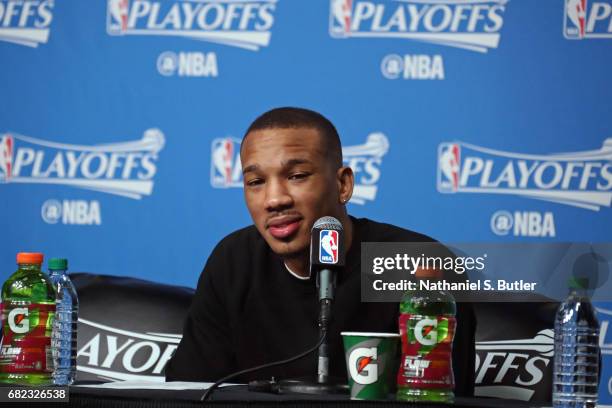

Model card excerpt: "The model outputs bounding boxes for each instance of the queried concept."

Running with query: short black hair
[242,107,343,169]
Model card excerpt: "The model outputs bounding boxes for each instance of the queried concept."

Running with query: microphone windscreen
[312,216,343,231]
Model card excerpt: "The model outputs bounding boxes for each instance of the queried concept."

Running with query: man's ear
[336,166,354,204]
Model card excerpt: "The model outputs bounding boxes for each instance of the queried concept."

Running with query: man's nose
[264,179,293,211]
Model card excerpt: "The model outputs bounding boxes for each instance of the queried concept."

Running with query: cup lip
[340,332,400,338]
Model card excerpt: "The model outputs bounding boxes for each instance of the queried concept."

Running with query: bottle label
[397,313,456,389]
[0,301,56,374]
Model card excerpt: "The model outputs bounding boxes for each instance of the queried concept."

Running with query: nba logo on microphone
[319,230,339,264]
[437,143,460,193]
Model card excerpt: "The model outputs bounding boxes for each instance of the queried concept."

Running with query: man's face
[241,127,342,258]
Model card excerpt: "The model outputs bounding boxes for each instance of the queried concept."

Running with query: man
[165,107,475,395]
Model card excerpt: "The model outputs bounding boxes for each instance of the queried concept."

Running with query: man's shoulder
[202,225,267,282]
[356,217,437,243]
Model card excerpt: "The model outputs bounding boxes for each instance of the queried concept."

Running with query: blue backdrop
[1,0,611,402]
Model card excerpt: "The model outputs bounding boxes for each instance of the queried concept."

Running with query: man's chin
[267,240,308,259]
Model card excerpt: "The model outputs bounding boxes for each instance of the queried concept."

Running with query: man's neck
[284,215,353,278]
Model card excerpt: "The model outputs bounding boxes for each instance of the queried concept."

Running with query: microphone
[310,216,345,384]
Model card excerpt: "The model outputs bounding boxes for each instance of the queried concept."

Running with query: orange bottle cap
[16,252,44,264]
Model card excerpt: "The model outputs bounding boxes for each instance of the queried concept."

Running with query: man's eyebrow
[283,158,313,167]
[242,164,259,175]
[242,159,313,175]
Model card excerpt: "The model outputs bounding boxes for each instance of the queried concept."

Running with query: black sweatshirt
[165,217,476,396]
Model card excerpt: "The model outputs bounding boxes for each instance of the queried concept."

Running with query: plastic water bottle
[553,277,600,408]
[49,258,79,386]
[397,270,456,403]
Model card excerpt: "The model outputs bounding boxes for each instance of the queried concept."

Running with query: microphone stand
[273,268,348,395]
[317,268,333,384]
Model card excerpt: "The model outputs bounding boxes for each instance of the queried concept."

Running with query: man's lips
[267,216,302,239]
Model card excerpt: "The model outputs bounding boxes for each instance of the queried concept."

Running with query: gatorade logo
[414,318,438,346]
[348,347,378,385]
[8,307,29,334]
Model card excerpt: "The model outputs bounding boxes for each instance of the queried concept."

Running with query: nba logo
[0,134,13,182]
[107,0,130,35]
[564,0,587,39]
[319,230,339,264]
[437,143,460,193]
[329,0,353,38]
[210,137,243,188]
